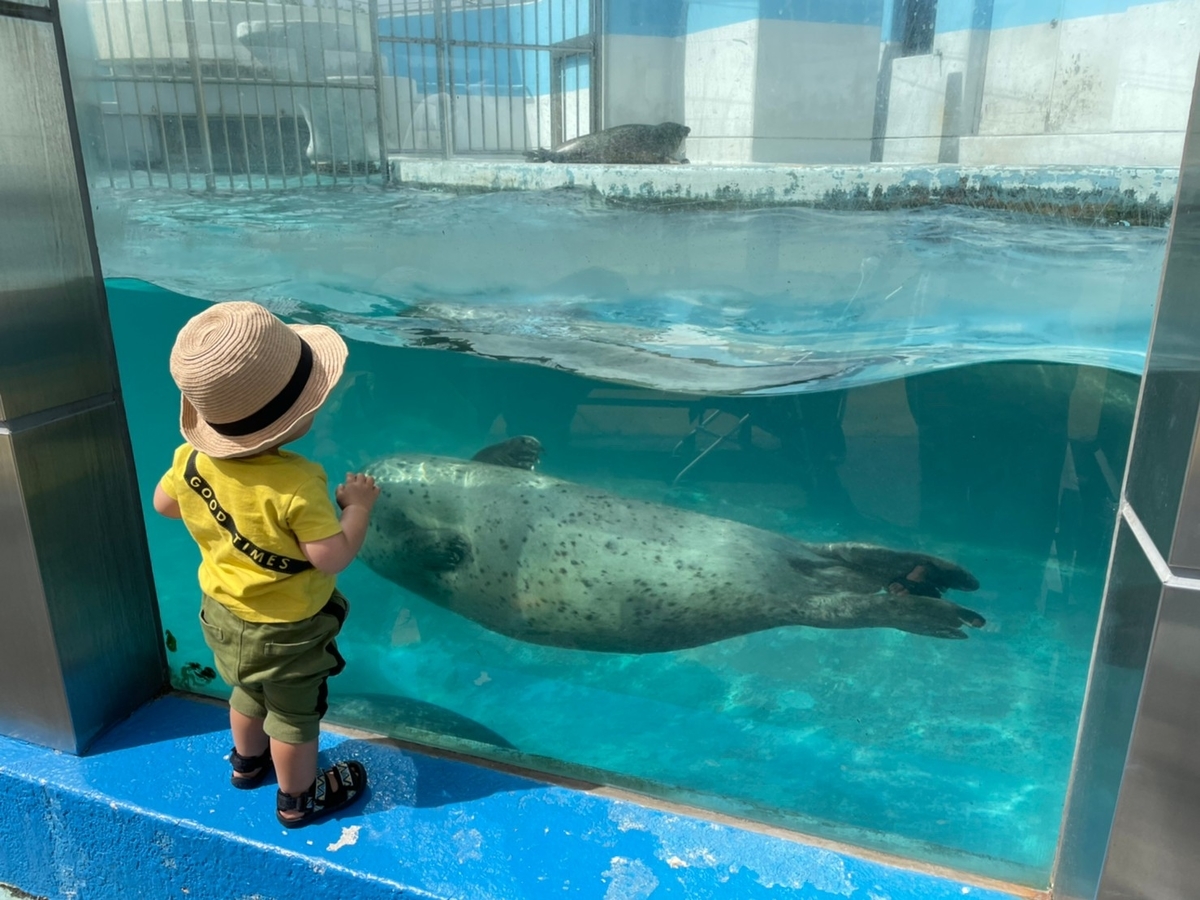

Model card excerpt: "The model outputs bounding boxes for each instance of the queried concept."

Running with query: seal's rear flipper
[472,436,543,470]
[820,542,980,593]
[886,590,987,639]
[523,149,554,162]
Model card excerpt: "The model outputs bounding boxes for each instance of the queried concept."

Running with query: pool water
[94,182,1163,886]
[108,273,1138,887]
[92,184,1164,393]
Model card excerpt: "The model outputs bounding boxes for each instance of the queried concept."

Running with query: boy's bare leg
[230,709,271,784]
[231,708,269,758]
[272,737,319,819]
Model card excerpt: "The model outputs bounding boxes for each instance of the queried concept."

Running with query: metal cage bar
[71,0,600,184]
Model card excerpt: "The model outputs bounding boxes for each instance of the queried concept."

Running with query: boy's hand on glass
[305,474,379,573]
[337,473,380,512]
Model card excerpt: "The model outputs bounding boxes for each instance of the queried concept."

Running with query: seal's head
[169,301,348,458]
[655,122,691,159]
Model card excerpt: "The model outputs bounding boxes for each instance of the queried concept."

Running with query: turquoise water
[92,185,1163,391]
[98,186,1158,886]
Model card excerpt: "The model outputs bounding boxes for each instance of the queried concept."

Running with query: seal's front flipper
[405,529,472,571]
[472,436,543,470]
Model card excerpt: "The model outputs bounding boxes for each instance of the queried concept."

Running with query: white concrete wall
[601,0,1198,168]
[751,20,880,163]
[957,131,1187,166]
[1044,15,1122,133]
[603,34,686,130]
[881,29,975,161]
[974,21,1060,140]
[1110,0,1200,134]
[682,20,759,162]
[967,7,1199,165]
[974,15,1125,141]
[882,0,1200,167]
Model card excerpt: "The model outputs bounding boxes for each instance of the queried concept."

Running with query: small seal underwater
[524,122,690,164]
[359,437,985,654]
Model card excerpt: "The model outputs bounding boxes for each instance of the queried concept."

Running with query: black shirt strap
[184,450,314,575]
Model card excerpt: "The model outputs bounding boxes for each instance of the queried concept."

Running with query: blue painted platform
[0,695,1030,900]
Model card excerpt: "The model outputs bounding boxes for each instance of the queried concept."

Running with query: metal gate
[376,0,601,158]
[72,0,600,189]
[76,0,392,189]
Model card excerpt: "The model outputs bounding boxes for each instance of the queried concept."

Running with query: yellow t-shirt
[159,443,342,623]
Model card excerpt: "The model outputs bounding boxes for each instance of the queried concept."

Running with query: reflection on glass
[894,0,938,57]
[57,0,1200,183]
[111,272,1138,884]
[1054,518,1161,900]
[53,0,1195,887]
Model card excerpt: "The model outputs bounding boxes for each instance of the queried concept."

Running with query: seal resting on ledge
[524,122,690,164]
[359,437,985,653]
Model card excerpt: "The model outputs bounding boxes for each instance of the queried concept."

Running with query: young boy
[153,301,379,828]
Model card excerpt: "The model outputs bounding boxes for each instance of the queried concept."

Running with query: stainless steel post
[0,0,165,754]
[1053,50,1200,900]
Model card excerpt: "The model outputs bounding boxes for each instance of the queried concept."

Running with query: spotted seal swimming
[360,437,984,653]
[524,122,690,164]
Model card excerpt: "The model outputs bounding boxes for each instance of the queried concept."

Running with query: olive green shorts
[198,591,348,744]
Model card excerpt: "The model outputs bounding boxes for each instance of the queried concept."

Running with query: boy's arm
[298,472,380,575]
[153,483,182,519]
[300,505,370,575]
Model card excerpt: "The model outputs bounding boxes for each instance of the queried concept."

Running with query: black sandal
[276,761,368,829]
[229,746,273,790]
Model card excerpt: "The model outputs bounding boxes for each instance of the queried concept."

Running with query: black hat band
[206,338,314,437]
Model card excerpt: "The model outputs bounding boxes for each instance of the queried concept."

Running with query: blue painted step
[0,695,1027,900]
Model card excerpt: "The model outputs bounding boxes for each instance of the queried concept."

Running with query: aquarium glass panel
[50,0,1197,886]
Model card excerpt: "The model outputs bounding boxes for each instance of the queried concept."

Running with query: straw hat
[169,301,348,459]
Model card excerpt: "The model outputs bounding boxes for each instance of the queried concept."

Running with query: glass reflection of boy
[153,301,379,828]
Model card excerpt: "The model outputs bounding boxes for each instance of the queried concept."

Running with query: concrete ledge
[0,694,1035,900]
[390,158,1178,223]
